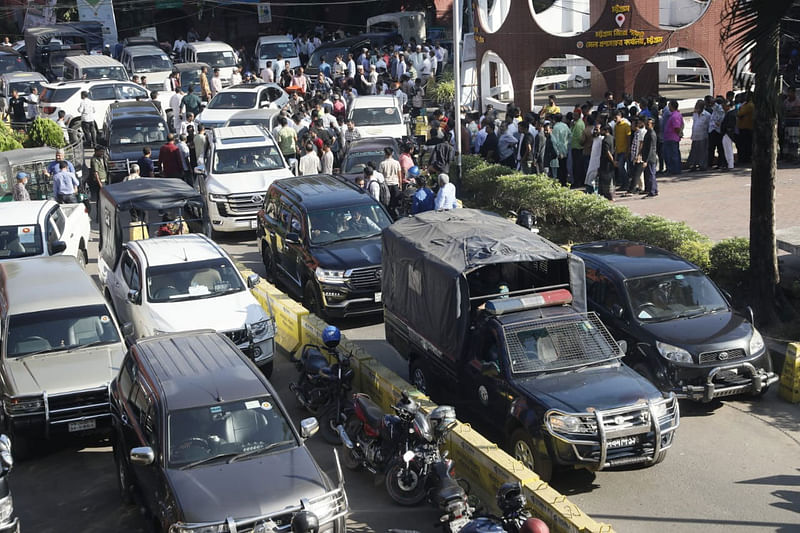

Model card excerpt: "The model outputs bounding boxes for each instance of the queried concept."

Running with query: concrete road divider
[780,342,800,403]
[245,274,615,533]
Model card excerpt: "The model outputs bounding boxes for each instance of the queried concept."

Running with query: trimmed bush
[709,238,750,292]
[25,117,66,148]
[0,121,22,151]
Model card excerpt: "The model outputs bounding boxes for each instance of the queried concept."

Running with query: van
[347,95,409,141]
[254,36,300,75]
[119,44,174,91]
[366,12,426,43]
[182,41,237,87]
[63,55,129,81]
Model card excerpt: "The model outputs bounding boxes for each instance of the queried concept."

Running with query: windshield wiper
[179,452,241,470]
[228,440,294,463]
[331,233,380,243]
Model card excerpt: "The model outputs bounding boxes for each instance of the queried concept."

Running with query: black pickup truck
[382,210,680,481]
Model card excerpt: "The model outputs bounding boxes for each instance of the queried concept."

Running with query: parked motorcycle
[338,391,458,505]
[290,325,354,445]
[0,435,19,532]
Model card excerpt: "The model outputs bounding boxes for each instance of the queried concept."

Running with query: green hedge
[25,117,66,149]
[460,154,749,284]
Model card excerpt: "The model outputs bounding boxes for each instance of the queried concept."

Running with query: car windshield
[225,117,271,129]
[258,42,298,59]
[351,106,401,126]
[308,47,347,69]
[111,121,167,145]
[8,80,43,95]
[196,51,236,68]
[168,396,296,468]
[207,91,256,110]
[0,54,26,73]
[212,145,285,174]
[344,151,383,173]
[147,258,245,303]
[624,270,729,322]
[82,66,127,80]
[0,224,43,259]
[179,69,205,89]
[132,54,172,73]
[503,312,620,373]
[307,204,391,245]
[7,304,121,358]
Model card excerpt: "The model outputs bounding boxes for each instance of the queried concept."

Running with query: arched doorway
[531,55,603,111]
[480,50,515,113]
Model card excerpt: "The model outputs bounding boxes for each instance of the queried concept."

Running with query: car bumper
[319,285,383,318]
[671,361,779,402]
[7,412,111,440]
[208,200,259,232]
[545,397,680,471]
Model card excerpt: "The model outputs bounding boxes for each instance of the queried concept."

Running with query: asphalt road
[219,231,800,533]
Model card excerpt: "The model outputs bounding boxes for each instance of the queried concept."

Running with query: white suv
[347,94,409,141]
[100,233,277,376]
[196,82,288,129]
[38,79,150,130]
[198,125,293,234]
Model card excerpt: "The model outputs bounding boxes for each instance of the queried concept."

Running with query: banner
[23,0,57,30]
[76,0,118,48]
[258,3,272,24]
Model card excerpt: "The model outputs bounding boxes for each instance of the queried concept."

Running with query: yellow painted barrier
[241,268,614,533]
[779,342,800,403]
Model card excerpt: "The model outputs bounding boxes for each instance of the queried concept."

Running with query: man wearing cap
[13,172,30,202]
[411,45,425,73]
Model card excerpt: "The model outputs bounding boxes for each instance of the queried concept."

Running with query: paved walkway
[615,165,800,242]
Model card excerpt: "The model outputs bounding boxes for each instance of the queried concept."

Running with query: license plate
[250,220,258,229]
[374,292,382,302]
[606,436,639,449]
[68,419,97,432]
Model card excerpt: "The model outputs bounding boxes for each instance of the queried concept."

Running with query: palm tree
[721,0,795,325]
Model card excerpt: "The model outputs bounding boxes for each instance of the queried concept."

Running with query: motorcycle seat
[302,348,329,375]
[434,479,466,507]
[356,394,384,429]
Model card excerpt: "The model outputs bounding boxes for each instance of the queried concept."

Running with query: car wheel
[261,242,277,283]
[77,245,88,268]
[304,281,327,320]
[202,219,217,240]
[409,358,433,397]
[510,428,553,482]
[8,432,32,462]
[115,445,135,505]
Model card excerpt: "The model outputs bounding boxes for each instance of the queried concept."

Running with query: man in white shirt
[298,143,321,175]
[261,61,275,83]
[170,87,184,133]
[210,68,223,97]
[77,91,96,146]
[26,88,39,120]
[428,52,437,80]
[179,112,196,136]
[230,66,243,86]
[346,53,357,80]
[321,142,334,174]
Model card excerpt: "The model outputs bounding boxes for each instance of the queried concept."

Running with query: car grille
[223,327,250,345]
[226,193,265,215]
[699,348,746,364]
[47,386,109,425]
[348,266,381,290]
[599,405,652,436]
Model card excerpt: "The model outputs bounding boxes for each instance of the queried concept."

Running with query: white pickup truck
[0,200,91,266]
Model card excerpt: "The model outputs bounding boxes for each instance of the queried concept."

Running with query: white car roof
[351,95,400,109]
[212,125,276,146]
[0,200,52,224]
[41,79,137,90]
[130,234,229,268]
[125,45,167,56]
[187,41,235,52]
[0,71,47,83]
[64,55,124,68]
[257,35,294,44]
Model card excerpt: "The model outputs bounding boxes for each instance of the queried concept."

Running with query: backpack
[368,178,391,207]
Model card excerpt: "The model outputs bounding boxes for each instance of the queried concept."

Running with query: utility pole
[453,0,463,188]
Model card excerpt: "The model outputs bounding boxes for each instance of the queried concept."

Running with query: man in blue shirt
[45,149,75,178]
[52,161,79,204]
[137,146,155,177]
[433,168,457,211]
[410,173,434,215]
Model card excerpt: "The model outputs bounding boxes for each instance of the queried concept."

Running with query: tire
[304,281,327,320]
[9,432,32,462]
[510,428,553,482]
[77,245,88,269]
[261,242,277,283]
[385,459,427,506]
[259,360,274,379]
[341,415,362,471]
[319,405,343,445]
[409,358,433,397]
[202,219,217,240]
[114,445,135,505]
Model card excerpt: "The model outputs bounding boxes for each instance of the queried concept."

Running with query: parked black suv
[110,330,348,532]
[102,100,167,182]
[257,174,392,318]
[572,241,778,402]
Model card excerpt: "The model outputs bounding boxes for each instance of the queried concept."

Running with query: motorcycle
[337,391,458,506]
[289,325,354,445]
[0,435,19,533]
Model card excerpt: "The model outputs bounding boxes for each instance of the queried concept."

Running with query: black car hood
[639,311,751,351]
[513,364,661,413]
[312,238,382,271]
[109,143,161,161]
[168,446,328,524]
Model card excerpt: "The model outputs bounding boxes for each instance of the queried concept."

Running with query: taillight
[43,106,56,114]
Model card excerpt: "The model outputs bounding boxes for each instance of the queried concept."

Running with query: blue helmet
[322,325,341,349]
[407,165,420,178]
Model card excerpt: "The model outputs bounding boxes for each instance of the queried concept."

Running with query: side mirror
[300,417,319,439]
[127,289,140,305]
[122,322,134,337]
[194,165,205,176]
[50,240,67,255]
[285,232,300,245]
[130,446,155,465]
[247,273,260,289]
[746,305,755,325]
[611,304,625,320]
[617,339,628,356]
[481,360,500,377]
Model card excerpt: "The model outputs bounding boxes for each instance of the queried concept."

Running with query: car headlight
[169,524,226,533]
[548,413,596,434]
[4,397,43,414]
[656,341,693,363]
[0,494,13,523]
[209,193,227,202]
[651,400,668,421]
[749,328,765,355]
[316,267,347,284]
[248,318,275,341]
